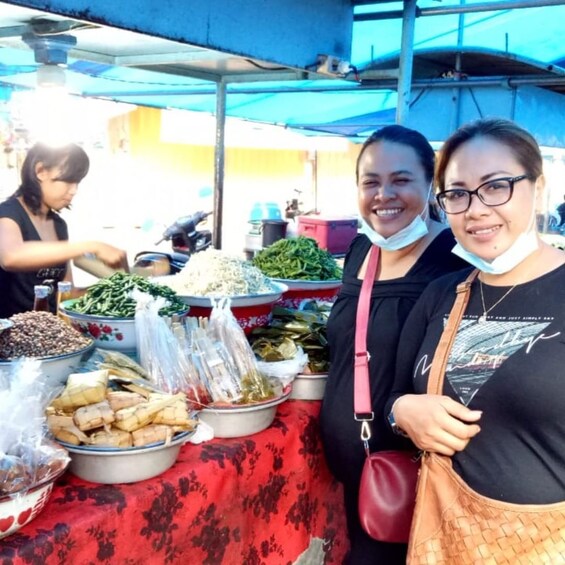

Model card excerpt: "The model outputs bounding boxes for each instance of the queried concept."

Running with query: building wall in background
[87,106,360,259]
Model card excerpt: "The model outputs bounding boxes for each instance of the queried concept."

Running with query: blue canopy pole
[451,0,466,132]
[396,0,417,124]
[213,78,226,250]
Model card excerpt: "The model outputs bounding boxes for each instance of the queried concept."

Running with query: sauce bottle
[56,281,73,315]
[33,285,51,312]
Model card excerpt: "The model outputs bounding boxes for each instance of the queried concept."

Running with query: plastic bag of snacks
[133,289,201,399]
[255,345,308,387]
[188,319,244,404]
[0,359,70,495]
[206,298,279,404]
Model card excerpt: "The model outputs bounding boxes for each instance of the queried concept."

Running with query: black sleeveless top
[0,198,68,317]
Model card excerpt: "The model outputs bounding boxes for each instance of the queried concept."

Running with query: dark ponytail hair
[14,142,90,214]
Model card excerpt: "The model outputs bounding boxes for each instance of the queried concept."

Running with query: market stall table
[0,400,348,564]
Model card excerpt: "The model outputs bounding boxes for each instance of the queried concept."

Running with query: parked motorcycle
[132,211,213,277]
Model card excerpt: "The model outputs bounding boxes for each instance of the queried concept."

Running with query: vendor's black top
[319,228,468,564]
[0,197,68,317]
[389,263,565,504]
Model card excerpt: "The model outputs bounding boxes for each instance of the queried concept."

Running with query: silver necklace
[478,279,518,323]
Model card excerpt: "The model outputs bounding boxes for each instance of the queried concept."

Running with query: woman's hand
[393,394,482,456]
[92,242,129,270]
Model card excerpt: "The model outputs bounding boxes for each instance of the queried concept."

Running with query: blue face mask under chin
[359,186,432,251]
[451,196,539,275]
[359,214,429,251]
[451,229,538,275]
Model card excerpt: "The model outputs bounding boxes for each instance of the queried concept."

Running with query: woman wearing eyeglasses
[387,118,565,561]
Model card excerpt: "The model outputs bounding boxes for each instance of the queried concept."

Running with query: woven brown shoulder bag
[407,271,565,564]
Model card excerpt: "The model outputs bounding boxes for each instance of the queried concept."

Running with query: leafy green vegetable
[66,272,187,318]
[252,236,342,281]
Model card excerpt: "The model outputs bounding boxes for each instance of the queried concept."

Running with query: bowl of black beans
[0,311,94,386]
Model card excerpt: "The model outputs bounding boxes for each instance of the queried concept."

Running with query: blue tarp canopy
[1,1,565,142]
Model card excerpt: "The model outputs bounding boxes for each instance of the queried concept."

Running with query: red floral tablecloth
[0,401,348,564]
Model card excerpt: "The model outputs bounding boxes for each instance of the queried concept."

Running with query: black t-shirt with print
[0,197,68,317]
[391,263,565,504]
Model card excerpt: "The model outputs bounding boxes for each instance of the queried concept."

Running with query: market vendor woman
[0,142,127,317]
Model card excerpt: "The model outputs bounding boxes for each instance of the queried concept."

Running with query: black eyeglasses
[436,175,529,215]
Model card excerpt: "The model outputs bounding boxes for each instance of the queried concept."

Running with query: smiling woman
[318,125,468,565]
[0,143,128,317]
[388,118,565,563]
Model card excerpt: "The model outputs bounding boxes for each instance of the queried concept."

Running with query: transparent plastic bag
[133,289,201,399]
[256,346,308,387]
[185,321,243,404]
[0,359,70,495]
[207,298,278,403]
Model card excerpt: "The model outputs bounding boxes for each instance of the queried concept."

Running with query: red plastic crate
[297,216,358,255]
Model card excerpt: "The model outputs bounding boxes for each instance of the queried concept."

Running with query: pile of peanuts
[0,311,92,359]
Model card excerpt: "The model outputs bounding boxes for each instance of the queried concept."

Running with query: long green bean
[66,272,186,318]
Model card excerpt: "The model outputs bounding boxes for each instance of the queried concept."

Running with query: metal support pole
[420,0,565,16]
[396,0,417,124]
[213,78,226,250]
[354,0,565,21]
[451,0,466,131]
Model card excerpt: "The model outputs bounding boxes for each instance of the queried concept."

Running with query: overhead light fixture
[22,32,76,88]
[36,64,66,88]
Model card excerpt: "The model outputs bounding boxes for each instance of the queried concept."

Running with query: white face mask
[451,194,539,275]
[359,185,431,251]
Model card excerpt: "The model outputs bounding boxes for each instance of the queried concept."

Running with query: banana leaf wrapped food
[50,370,109,410]
[46,372,197,449]
[73,400,115,431]
[106,390,146,412]
[132,424,173,447]
[97,349,150,380]
[89,428,133,448]
[249,302,332,374]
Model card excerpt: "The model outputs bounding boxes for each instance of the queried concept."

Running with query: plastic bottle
[56,281,73,314]
[33,285,51,312]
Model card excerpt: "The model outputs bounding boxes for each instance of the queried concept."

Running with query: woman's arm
[0,217,127,272]
[387,281,482,456]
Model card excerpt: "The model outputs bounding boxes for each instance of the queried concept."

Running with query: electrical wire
[244,59,290,71]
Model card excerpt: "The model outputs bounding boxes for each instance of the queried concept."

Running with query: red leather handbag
[359,449,420,543]
[354,244,420,544]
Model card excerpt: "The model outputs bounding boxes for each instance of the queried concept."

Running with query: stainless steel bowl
[198,388,290,438]
[60,431,192,484]
[0,342,94,386]
[290,373,328,401]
